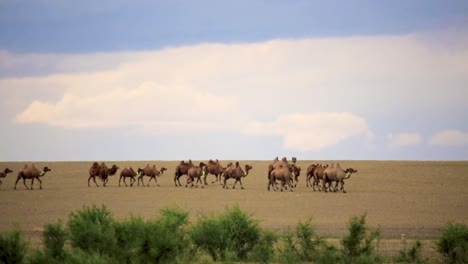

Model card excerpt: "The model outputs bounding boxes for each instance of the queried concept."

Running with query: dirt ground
[1,160,467,242]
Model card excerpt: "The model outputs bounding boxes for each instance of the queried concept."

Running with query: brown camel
[206,159,226,185]
[14,164,51,190]
[268,164,293,192]
[323,163,357,193]
[88,162,119,187]
[305,163,318,187]
[312,164,329,191]
[0,168,13,188]
[267,157,290,178]
[119,167,138,187]
[186,162,208,188]
[174,160,194,187]
[137,164,167,187]
[223,162,252,189]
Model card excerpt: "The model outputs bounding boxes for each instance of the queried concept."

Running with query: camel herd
[0,158,357,192]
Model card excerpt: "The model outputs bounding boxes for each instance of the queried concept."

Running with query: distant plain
[1,160,467,241]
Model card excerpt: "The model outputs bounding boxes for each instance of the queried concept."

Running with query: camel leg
[147,176,154,187]
[138,176,144,186]
[14,177,22,190]
[88,176,99,187]
[341,180,346,193]
[232,179,237,189]
[36,177,42,190]
[155,177,160,186]
[119,176,123,187]
[130,177,135,186]
[239,178,244,189]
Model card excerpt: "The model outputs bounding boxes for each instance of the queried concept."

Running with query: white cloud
[15,83,240,134]
[1,31,467,145]
[387,133,422,149]
[429,130,468,146]
[242,112,373,152]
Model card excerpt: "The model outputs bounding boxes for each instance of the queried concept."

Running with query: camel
[174,160,194,187]
[305,163,318,187]
[119,167,138,187]
[137,164,167,187]
[268,164,293,192]
[290,164,302,187]
[267,157,290,178]
[14,164,51,190]
[322,163,357,193]
[185,162,208,188]
[88,162,119,187]
[222,162,252,189]
[206,159,226,185]
[0,168,13,188]
[312,164,329,191]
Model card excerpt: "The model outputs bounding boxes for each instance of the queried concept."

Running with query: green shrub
[68,205,117,256]
[43,220,68,260]
[436,222,468,264]
[277,227,301,264]
[295,219,322,261]
[396,240,426,263]
[190,205,260,261]
[0,228,27,264]
[314,244,344,264]
[341,213,381,263]
[135,207,190,264]
[248,229,278,264]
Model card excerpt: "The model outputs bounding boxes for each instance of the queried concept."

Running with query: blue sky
[0,0,467,161]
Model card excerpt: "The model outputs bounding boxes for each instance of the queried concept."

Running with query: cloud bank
[2,32,468,153]
[429,130,468,146]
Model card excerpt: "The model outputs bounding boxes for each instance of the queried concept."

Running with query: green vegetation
[436,222,468,264]
[0,205,463,263]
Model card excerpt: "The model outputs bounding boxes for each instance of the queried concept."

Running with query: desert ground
[1,160,467,243]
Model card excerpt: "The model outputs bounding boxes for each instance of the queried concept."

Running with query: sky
[0,0,468,161]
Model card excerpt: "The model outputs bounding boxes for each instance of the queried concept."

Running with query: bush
[135,207,190,264]
[190,205,260,261]
[248,229,278,264]
[67,205,117,256]
[396,240,426,263]
[43,220,68,260]
[341,213,381,263]
[0,228,27,264]
[436,222,468,264]
[277,227,301,264]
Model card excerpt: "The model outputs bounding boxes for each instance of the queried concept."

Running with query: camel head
[159,167,167,174]
[292,165,301,177]
[244,164,253,177]
[109,165,119,175]
[292,157,297,164]
[281,157,288,163]
[43,166,52,173]
[4,168,13,174]
[137,168,144,175]
[344,168,358,179]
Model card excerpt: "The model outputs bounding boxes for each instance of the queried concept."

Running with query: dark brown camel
[174,160,194,187]
[137,164,167,187]
[119,167,138,187]
[14,164,51,190]
[312,164,329,191]
[206,159,226,185]
[186,162,208,188]
[223,162,252,189]
[88,162,119,187]
[268,164,293,192]
[0,168,13,188]
[290,164,302,187]
[305,163,318,187]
